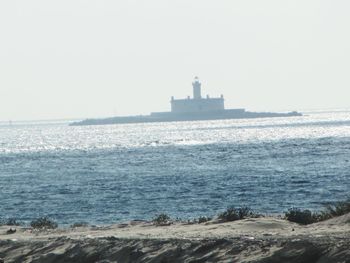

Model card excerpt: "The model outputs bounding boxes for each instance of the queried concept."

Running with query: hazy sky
[1,0,349,121]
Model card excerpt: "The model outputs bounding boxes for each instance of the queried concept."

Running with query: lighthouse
[170,77,225,113]
[192,76,202,99]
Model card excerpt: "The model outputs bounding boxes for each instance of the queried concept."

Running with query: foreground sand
[0,214,349,263]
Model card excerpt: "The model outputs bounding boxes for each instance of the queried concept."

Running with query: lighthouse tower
[192,77,202,99]
[169,77,225,113]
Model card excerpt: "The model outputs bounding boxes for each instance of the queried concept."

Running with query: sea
[0,110,349,225]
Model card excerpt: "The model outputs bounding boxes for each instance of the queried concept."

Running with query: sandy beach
[0,213,349,263]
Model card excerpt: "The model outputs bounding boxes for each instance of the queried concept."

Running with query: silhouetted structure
[170,77,224,113]
[71,77,302,126]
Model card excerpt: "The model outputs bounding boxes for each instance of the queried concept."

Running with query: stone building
[170,77,225,113]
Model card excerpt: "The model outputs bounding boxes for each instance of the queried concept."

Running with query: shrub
[218,206,256,222]
[0,218,22,226]
[71,222,89,228]
[285,208,318,225]
[30,217,58,229]
[323,199,350,217]
[285,199,350,225]
[197,216,212,224]
[153,213,171,226]
[7,218,22,226]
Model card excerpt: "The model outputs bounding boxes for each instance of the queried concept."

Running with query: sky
[0,0,349,121]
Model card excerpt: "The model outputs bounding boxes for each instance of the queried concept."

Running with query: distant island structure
[171,77,225,113]
[149,77,245,119]
[70,77,302,126]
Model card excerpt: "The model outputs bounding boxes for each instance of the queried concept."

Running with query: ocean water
[0,110,350,225]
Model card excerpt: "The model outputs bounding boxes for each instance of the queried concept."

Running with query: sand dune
[0,214,349,263]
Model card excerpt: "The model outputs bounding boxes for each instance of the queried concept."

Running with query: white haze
[0,0,349,121]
